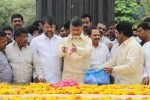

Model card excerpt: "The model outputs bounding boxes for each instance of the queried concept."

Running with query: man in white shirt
[30,16,62,82]
[87,28,110,69]
[97,22,113,49]
[97,21,144,84]
[5,27,45,83]
[137,22,150,85]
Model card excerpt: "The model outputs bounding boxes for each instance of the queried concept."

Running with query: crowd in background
[0,13,150,85]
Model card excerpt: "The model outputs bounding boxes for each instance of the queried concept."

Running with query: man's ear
[146,29,150,33]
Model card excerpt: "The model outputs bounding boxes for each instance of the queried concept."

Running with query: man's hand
[62,46,68,53]
[39,78,46,83]
[34,76,40,83]
[69,43,77,54]
[142,77,149,85]
[34,77,46,83]
[104,67,113,73]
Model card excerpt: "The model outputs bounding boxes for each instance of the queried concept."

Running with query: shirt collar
[41,33,58,40]
[13,41,28,49]
[68,32,85,41]
[92,42,102,48]
[122,37,133,46]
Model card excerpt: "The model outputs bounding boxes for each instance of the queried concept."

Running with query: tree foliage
[115,0,138,24]
[115,0,150,27]
[132,0,150,28]
[0,0,36,29]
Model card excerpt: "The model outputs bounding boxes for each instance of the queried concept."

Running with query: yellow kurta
[58,33,92,83]
[99,37,144,84]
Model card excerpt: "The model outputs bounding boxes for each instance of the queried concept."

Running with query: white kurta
[30,33,62,82]
[100,36,112,44]
[142,41,150,82]
[90,43,110,69]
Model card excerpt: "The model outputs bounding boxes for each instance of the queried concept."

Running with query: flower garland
[0,83,150,95]
[1,95,150,100]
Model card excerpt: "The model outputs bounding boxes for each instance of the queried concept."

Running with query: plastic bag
[84,68,110,84]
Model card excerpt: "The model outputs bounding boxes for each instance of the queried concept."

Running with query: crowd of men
[0,13,150,85]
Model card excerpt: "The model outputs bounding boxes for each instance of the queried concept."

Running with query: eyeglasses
[13,20,22,23]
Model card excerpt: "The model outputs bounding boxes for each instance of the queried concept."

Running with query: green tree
[0,0,36,29]
[115,0,138,24]
[132,0,150,28]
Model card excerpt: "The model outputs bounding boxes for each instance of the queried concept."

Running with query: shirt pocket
[23,52,32,65]
[7,54,19,63]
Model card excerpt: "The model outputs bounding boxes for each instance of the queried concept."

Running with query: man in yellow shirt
[98,21,144,84]
[58,17,92,83]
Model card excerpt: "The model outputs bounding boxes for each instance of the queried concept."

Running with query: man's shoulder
[54,35,62,41]
[30,34,44,45]
[32,34,43,41]
[5,42,14,49]
[142,41,150,49]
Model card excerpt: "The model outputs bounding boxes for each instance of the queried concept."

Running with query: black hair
[132,28,137,31]
[81,14,92,22]
[137,22,150,30]
[11,13,23,21]
[64,21,70,30]
[87,27,98,36]
[70,17,82,27]
[42,16,56,25]
[116,21,133,37]
[97,21,106,26]
[0,30,6,37]
[26,25,39,35]
[108,21,118,27]
[32,20,44,27]
[2,26,13,33]
[143,17,150,23]
[14,27,28,37]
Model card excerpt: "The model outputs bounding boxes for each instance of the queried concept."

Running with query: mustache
[14,25,22,29]
[45,31,53,35]
[95,38,100,40]
[45,31,54,37]
[83,26,88,29]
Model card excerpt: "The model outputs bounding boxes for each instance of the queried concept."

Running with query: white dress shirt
[142,41,150,81]
[5,42,44,83]
[110,43,119,58]
[100,36,112,44]
[30,33,62,82]
[111,39,118,45]
[90,43,110,69]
